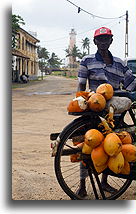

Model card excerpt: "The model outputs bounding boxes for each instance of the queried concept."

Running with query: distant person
[76,26,136,197]
[20,72,29,83]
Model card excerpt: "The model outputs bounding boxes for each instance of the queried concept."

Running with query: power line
[40,36,68,43]
[77,18,125,36]
[66,0,126,20]
[40,18,125,44]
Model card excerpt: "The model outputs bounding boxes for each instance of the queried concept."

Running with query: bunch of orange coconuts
[67,83,114,113]
[71,129,136,175]
[68,83,136,175]
[81,129,136,174]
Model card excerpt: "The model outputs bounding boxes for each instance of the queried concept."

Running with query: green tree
[12,14,25,48]
[37,46,49,60]
[48,52,62,69]
[82,37,90,55]
[37,46,50,79]
[79,51,87,59]
[65,45,82,62]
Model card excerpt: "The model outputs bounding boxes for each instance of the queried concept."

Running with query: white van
[126,58,136,77]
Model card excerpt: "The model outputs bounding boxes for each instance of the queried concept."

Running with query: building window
[18,33,20,49]
[31,61,33,74]
[22,37,24,50]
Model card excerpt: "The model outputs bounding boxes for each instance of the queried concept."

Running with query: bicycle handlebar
[114,90,136,102]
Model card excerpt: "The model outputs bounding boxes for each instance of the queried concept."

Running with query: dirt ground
[12,75,136,200]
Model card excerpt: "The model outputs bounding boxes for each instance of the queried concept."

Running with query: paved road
[12,75,136,200]
[12,76,78,200]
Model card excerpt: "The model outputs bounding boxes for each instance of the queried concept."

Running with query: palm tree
[37,46,49,61]
[82,37,90,55]
[37,46,50,79]
[65,45,82,67]
[48,52,62,69]
[71,45,82,62]
[79,51,87,59]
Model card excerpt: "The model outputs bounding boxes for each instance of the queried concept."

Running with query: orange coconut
[96,83,114,100]
[67,96,87,112]
[91,143,109,167]
[85,129,104,149]
[117,131,132,144]
[88,93,106,112]
[103,133,122,156]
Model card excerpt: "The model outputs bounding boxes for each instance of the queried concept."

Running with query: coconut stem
[105,105,115,128]
[99,116,112,134]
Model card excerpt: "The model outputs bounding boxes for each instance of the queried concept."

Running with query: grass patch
[51,71,77,79]
[51,71,62,76]
[68,76,77,79]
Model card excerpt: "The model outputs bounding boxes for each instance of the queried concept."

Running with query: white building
[68,28,77,67]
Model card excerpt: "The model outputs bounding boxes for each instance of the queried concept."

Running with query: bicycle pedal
[51,142,58,157]
[51,136,60,157]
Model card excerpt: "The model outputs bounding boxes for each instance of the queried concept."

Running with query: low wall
[62,70,78,78]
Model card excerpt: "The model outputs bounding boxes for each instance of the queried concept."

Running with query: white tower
[68,28,76,66]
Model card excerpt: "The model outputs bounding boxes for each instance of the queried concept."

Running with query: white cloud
[12,0,136,59]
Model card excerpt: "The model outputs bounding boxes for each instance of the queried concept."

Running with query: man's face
[94,35,113,51]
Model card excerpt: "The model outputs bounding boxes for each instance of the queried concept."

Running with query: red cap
[94,27,113,38]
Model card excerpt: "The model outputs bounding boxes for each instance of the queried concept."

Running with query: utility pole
[125,10,128,58]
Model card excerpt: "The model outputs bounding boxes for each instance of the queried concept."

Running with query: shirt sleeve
[78,57,89,85]
[123,67,136,91]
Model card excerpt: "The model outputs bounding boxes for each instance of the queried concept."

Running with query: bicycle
[50,91,136,200]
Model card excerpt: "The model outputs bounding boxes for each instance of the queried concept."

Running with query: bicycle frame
[61,104,136,182]
[51,104,135,142]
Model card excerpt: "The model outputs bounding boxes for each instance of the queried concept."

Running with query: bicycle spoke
[61,163,79,174]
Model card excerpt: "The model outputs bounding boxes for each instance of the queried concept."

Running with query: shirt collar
[95,50,113,64]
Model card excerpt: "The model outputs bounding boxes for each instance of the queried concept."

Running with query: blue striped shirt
[78,51,136,91]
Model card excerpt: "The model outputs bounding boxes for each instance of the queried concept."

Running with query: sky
[12,0,136,62]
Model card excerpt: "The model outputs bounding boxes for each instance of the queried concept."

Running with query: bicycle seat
[114,90,136,102]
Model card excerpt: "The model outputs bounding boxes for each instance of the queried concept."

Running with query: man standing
[77,27,136,197]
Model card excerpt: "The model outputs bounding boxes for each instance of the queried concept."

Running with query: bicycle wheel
[55,116,132,200]
[124,102,136,144]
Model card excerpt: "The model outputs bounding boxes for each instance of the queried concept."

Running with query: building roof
[19,27,40,42]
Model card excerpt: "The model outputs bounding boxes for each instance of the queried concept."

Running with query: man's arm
[77,83,86,91]
[123,68,136,91]
[77,55,89,92]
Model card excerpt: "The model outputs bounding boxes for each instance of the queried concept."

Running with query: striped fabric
[78,51,136,91]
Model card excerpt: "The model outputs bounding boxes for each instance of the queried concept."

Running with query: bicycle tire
[129,106,136,142]
[55,116,132,200]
